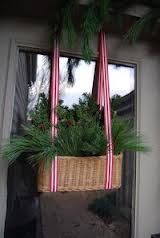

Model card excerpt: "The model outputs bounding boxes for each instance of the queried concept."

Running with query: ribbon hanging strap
[97,32,114,189]
[50,33,113,191]
[50,38,60,192]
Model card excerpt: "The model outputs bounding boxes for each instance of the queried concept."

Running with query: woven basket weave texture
[38,154,122,192]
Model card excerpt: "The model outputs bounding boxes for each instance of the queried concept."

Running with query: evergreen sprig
[2,126,55,166]
[82,0,111,62]
[62,0,77,48]
[125,8,160,42]
[55,117,107,156]
[112,117,150,155]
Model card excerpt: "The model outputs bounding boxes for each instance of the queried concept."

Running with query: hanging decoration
[1,1,151,192]
[50,38,60,192]
[49,31,114,191]
[96,31,113,189]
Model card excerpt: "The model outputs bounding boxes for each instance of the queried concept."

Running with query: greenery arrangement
[2,93,149,166]
[55,94,107,156]
[51,0,160,63]
[51,0,138,62]
[52,0,112,62]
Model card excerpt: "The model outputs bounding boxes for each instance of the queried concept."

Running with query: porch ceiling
[1,0,160,44]
[0,0,59,19]
[0,0,158,19]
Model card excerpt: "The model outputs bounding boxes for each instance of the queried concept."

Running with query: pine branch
[82,0,111,62]
[62,0,77,48]
[112,117,150,155]
[125,9,160,42]
[2,126,56,166]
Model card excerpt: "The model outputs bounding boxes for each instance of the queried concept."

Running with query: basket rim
[58,153,122,159]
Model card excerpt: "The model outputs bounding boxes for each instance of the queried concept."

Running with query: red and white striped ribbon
[50,33,113,191]
[97,32,113,189]
[50,38,60,192]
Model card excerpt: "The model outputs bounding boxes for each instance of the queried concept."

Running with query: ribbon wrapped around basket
[37,32,122,192]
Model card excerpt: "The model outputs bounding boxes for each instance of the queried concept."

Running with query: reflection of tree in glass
[59,57,81,100]
[66,58,80,85]
[111,94,122,116]
[111,92,135,127]
[27,55,51,118]
[28,55,84,119]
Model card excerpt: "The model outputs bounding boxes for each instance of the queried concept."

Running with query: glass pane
[109,64,134,97]
[109,64,135,119]
[59,57,96,107]
[27,54,50,121]
[9,51,136,238]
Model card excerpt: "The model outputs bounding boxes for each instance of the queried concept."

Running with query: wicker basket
[37,154,122,192]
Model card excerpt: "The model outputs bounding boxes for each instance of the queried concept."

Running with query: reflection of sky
[27,55,50,114]
[29,55,135,110]
[60,57,96,107]
[60,57,135,107]
[108,64,134,97]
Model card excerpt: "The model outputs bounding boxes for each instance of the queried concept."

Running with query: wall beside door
[0,18,160,238]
